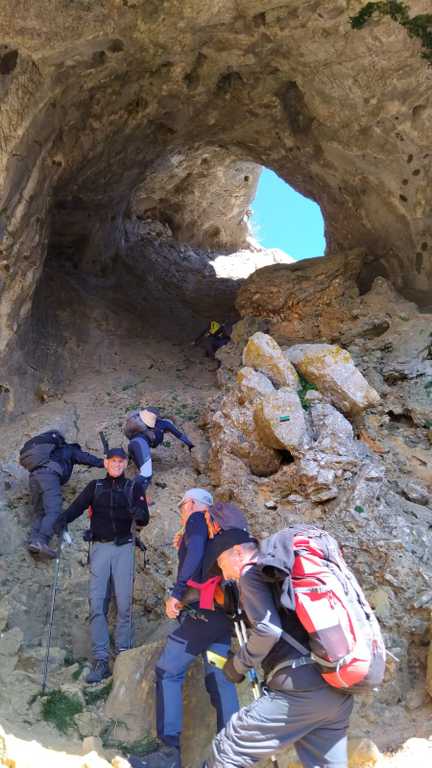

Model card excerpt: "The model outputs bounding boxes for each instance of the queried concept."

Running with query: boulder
[254,389,308,455]
[237,367,275,402]
[287,344,380,415]
[208,392,281,481]
[243,333,299,389]
[236,251,364,344]
[273,406,366,503]
[105,642,248,768]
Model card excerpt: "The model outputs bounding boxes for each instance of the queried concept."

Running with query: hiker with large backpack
[200,525,386,768]
[20,430,104,559]
[53,447,149,684]
[129,496,248,768]
[124,407,194,497]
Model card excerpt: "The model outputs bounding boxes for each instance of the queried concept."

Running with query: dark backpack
[206,502,249,537]
[19,431,66,472]
[256,525,386,693]
[124,410,158,447]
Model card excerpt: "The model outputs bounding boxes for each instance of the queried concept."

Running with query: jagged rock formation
[204,266,432,761]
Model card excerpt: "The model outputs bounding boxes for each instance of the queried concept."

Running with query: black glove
[53,516,67,536]
[188,444,195,452]
[223,654,245,684]
[131,505,149,528]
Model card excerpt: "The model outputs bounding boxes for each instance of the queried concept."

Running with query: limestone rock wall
[205,267,432,755]
[1,1,432,419]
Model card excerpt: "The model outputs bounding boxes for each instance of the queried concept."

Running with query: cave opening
[29,145,333,402]
[250,168,326,261]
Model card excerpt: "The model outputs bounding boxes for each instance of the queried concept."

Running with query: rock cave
[0,2,432,767]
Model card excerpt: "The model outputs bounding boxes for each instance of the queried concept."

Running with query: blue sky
[251,168,326,260]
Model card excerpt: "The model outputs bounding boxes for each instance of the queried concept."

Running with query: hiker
[20,430,104,559]
[194,321,232,361]
[53,447,149,684]
[201,528,359,768]
[133,489,239,768]
[124,407,194,495]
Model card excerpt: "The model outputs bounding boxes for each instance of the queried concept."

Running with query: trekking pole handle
[99,431,109,455]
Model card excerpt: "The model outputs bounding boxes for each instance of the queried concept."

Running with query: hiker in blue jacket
[128,489,239,768]
[124,407,194,496]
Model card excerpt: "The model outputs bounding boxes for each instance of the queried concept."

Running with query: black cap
[106,447,128,459]
[203,529,257,578]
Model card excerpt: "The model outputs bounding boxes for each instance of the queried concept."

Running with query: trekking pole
[228,585,280,768]
[127,520,137,650]
[41,532,69,694]
[234,617,279,768]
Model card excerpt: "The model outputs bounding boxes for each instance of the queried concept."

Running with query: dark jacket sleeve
[62,480,97,525]
[233,564,283,675]
[171,512,209,600]
[161,419,194,449]
[130,479,150,527]
[71,446,104,469]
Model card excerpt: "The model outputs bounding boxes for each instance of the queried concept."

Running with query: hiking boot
[85,660,111,684]
[28,540,57,559]
[128,746,181,768]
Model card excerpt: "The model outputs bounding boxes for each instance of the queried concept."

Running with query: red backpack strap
[186,576,222,610]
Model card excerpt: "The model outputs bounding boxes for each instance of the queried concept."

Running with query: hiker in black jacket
[23,433,104,559]
[54,447,149,684]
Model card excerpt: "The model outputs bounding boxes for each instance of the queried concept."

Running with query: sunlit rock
[243,333,299,389]
[287,344,380,415]
[254,389,307,454]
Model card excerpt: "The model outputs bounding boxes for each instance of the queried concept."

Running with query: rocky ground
[1,253,432,767]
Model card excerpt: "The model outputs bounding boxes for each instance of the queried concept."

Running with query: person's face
[104,456,127,477]
[178,497,196,526]
[217,546,244,581]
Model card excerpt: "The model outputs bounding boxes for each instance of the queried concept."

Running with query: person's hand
[165,596,183,619]
[188,444,195,453]
[223,655,245,684]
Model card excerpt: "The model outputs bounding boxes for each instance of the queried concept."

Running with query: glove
[188,444,195,453]
[131,504,149,528]
[223,654,245,684]
[53,516,67,536]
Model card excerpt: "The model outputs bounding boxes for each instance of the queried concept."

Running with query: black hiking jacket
[59,474,148,540]
[49,444,104,485]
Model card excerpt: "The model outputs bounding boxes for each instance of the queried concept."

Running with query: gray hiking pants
[29,468,63,544]
[89,541,134,661]
[207,685,353,768]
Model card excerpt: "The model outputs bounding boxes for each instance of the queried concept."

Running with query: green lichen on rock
[350,2,432,64]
